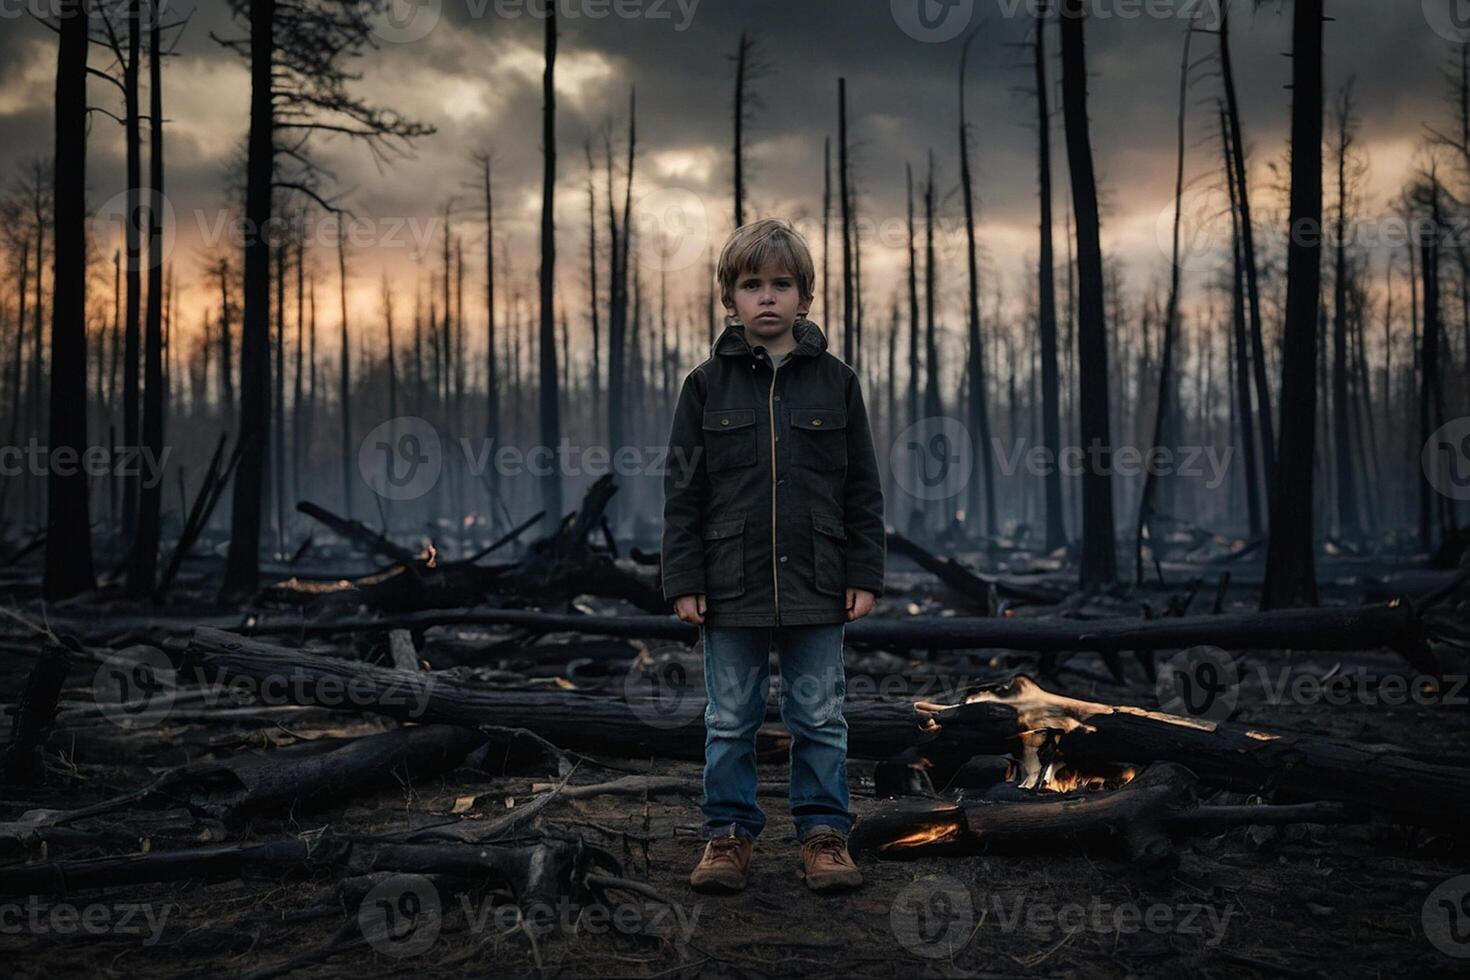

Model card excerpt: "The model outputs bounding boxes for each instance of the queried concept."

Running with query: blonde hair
[715,218,816,312]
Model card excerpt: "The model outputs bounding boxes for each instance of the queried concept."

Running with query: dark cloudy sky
[0,0,1458,359]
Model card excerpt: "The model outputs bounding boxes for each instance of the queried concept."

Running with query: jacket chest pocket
[702,407,758,472]
[703,515,746,599]
[790,407,847,471]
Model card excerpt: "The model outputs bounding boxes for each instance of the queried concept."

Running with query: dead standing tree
[1134,22,1194,584]
[1031,2,1066,554]
[1330,78,1363,542]
[1059,0,1117,588]
[212,0,434,600]
[126,0,179,598]
[1262,0,1325,610]
[538,6,562,537]
[1218,2,1275,502]
[44,0,96,599]
[603,90,636,530]
[958,28,997,542]
[729,30,769,231]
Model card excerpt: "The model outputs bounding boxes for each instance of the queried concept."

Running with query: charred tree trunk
[581,144,598,419]
[126,2,166,597]
[221,0,277,599]
[1331,81,1358,540]
[273,240,287,554]
[1223,103,1262,539]
[538,8,562,536]
[216,258,235,431]
[1035,4,1066,554]
[822,137,831,330]
[1219,5,1275,499]
[732,29,749,230]
[293,234,305,514]
[122,0,142,542]
[1135,25,1192,584]
[1060,0,1117,588]
[43,0,95,600]
[1419,180,1445,554]
[839,77,854,362]
[337,225,352,520]
[1262,0,1325,610]
[959,31,996,541]
[483,154,501,508]
[923,150,942,439]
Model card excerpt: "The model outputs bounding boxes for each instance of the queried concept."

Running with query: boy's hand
[845,588,876,621]
[674,594,707,625]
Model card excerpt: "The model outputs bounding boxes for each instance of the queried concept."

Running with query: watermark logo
[1155,645,1238,722]
[1423,417,1470,501]
[373,0,442,43]
[891,416,973,502]
[360,416,443,501]
[359,874,442,958]
[634,187,709,274]
[891,0,975,43]
[624,647,705,730]
[1157,182,1233,275]
[891,874,975,958]
[1424,875,1470,957]
[1425,0,1470,43]
[92,188,178,271]
[92,647,178,729]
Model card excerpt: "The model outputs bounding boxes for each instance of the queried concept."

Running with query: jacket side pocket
[703,515,747,599]
[811,512,847,596]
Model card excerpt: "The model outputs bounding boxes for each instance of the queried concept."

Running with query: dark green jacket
[660,317,886,627]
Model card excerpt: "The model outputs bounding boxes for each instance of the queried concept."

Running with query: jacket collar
[713,317,828,361]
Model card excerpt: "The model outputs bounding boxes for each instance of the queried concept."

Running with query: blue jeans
[699,623,854,842]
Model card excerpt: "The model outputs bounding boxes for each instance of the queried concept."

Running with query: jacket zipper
[768,354,781,625]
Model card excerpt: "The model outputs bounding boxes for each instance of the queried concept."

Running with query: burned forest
[3,1,1470,977]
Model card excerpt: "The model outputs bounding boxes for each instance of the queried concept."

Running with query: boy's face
[726,257,810,348]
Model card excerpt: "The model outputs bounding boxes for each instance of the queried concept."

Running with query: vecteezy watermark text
[889,874,1234,959]
[358,874,702,959]
[0,897,173,946]
[0,440,171,487]
[993,437,1233,488]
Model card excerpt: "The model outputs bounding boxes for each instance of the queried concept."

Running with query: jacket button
[721,418,730,426]
[779,555,788,563]
[811,418,822,426]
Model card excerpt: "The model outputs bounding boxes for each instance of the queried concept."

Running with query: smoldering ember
[1,1,1469,978]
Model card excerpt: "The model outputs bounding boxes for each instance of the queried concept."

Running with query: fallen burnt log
[849,762,1360,872]
[236,599,1444,671]
[175,627,927,761]
[287,475,665,613]
[177,629,1470,829]
[887,531,1069,610]
[145,724,487,821]
[915,675,1470,826]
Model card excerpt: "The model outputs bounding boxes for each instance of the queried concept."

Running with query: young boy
[660,218,886,894]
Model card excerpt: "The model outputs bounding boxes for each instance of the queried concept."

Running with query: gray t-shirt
[769,349,792,370]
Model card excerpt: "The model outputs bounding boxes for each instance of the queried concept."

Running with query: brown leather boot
[689,833,754,893]
[800,828,863,892]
